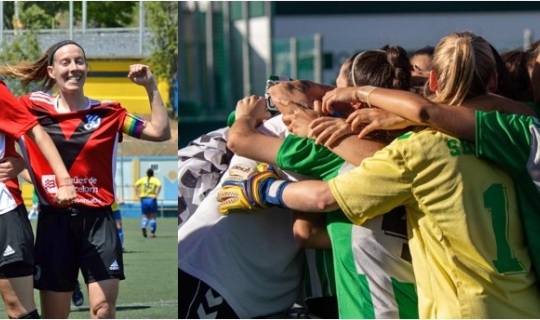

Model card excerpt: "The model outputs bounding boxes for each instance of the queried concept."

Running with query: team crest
[84,114,102,130]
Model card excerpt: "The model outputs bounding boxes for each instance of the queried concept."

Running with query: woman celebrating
[0,39,170,318]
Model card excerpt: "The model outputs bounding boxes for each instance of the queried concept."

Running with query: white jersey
[178,127,231,227]
[178,116,308,318]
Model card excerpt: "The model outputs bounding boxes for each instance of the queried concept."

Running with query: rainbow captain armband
[217,163,291,215]
[122,113,145,138]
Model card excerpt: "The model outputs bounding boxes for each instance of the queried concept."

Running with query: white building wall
[274,11,540,84]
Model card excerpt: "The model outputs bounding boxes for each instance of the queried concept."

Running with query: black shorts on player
[34,205,125,292]
[0,205,34,278]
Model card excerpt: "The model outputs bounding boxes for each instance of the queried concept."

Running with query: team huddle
[179,31,540,318]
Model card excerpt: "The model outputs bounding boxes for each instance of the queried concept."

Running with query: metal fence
[0,28,153,58]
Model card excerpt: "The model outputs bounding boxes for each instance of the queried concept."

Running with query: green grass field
[0,217,178,319]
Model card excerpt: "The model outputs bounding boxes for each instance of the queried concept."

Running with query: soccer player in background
[135,168,162,238]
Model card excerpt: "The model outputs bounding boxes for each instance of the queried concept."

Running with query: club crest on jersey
[41,175,58,194]
[84,114,102,131]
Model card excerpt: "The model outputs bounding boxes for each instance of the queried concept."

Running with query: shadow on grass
[71,305,151,313]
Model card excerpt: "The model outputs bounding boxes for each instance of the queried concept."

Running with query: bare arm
[293,212,331,249]
[365,87,477,141]
[0,156,26,182]
[21,168,31,184]
[323,86,536,142]
[281,180,340,212]
[463,93,536,115]
[365,89,537,141]
[128,64,171,141]
[306,116,386,166]
[321,86,477,141]
[326,135,385,167]
[227,96,284,164]
[26,125,75,203]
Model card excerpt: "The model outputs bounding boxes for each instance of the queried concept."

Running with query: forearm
[327,135,385,166]
[364,87,476,141]
[293,212,331,249]
[21,169,31,183]
[27,125,72,185]
[360,86,433,124]
[466,93,536,116]
[140,81,171,141]
[228,119,283,164]
[281,180,339,212]
[218,164,339,215]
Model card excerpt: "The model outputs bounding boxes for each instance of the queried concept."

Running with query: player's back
[178,155,304,318]
[399,129,540,318]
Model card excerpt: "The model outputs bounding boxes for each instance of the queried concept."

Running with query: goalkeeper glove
[217,163,291,215]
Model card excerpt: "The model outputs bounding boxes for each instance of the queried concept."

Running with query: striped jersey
[476,110,540,286]
[277,135,417,318]
[17,91,144,208]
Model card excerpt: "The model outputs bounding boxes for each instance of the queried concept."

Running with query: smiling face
[47,44,87,93]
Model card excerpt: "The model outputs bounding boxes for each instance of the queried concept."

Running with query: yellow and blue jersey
[135,177,161,198]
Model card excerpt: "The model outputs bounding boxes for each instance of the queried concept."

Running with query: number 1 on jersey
[484,183,525,274]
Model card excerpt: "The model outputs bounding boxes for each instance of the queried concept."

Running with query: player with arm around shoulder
[0,39,169,319]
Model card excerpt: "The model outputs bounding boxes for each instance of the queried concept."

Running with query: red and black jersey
[18,91,129,208]
[0,81,38,212]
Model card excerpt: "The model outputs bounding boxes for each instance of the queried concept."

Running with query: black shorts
[179,268,238,318]
[34,205,125,292]
[0,205,34,278]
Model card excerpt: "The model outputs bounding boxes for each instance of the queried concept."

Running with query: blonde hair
[430,31,495,105]
[0,40,86,92]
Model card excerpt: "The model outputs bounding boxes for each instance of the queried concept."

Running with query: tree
[0,3,43,96]
[74,2,137,28]
[144,1,178,114]
[19,4,54,30]
[2,2,137,29]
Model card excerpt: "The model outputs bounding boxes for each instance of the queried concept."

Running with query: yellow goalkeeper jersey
[135,176,161,198]
[328,128,540,318]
